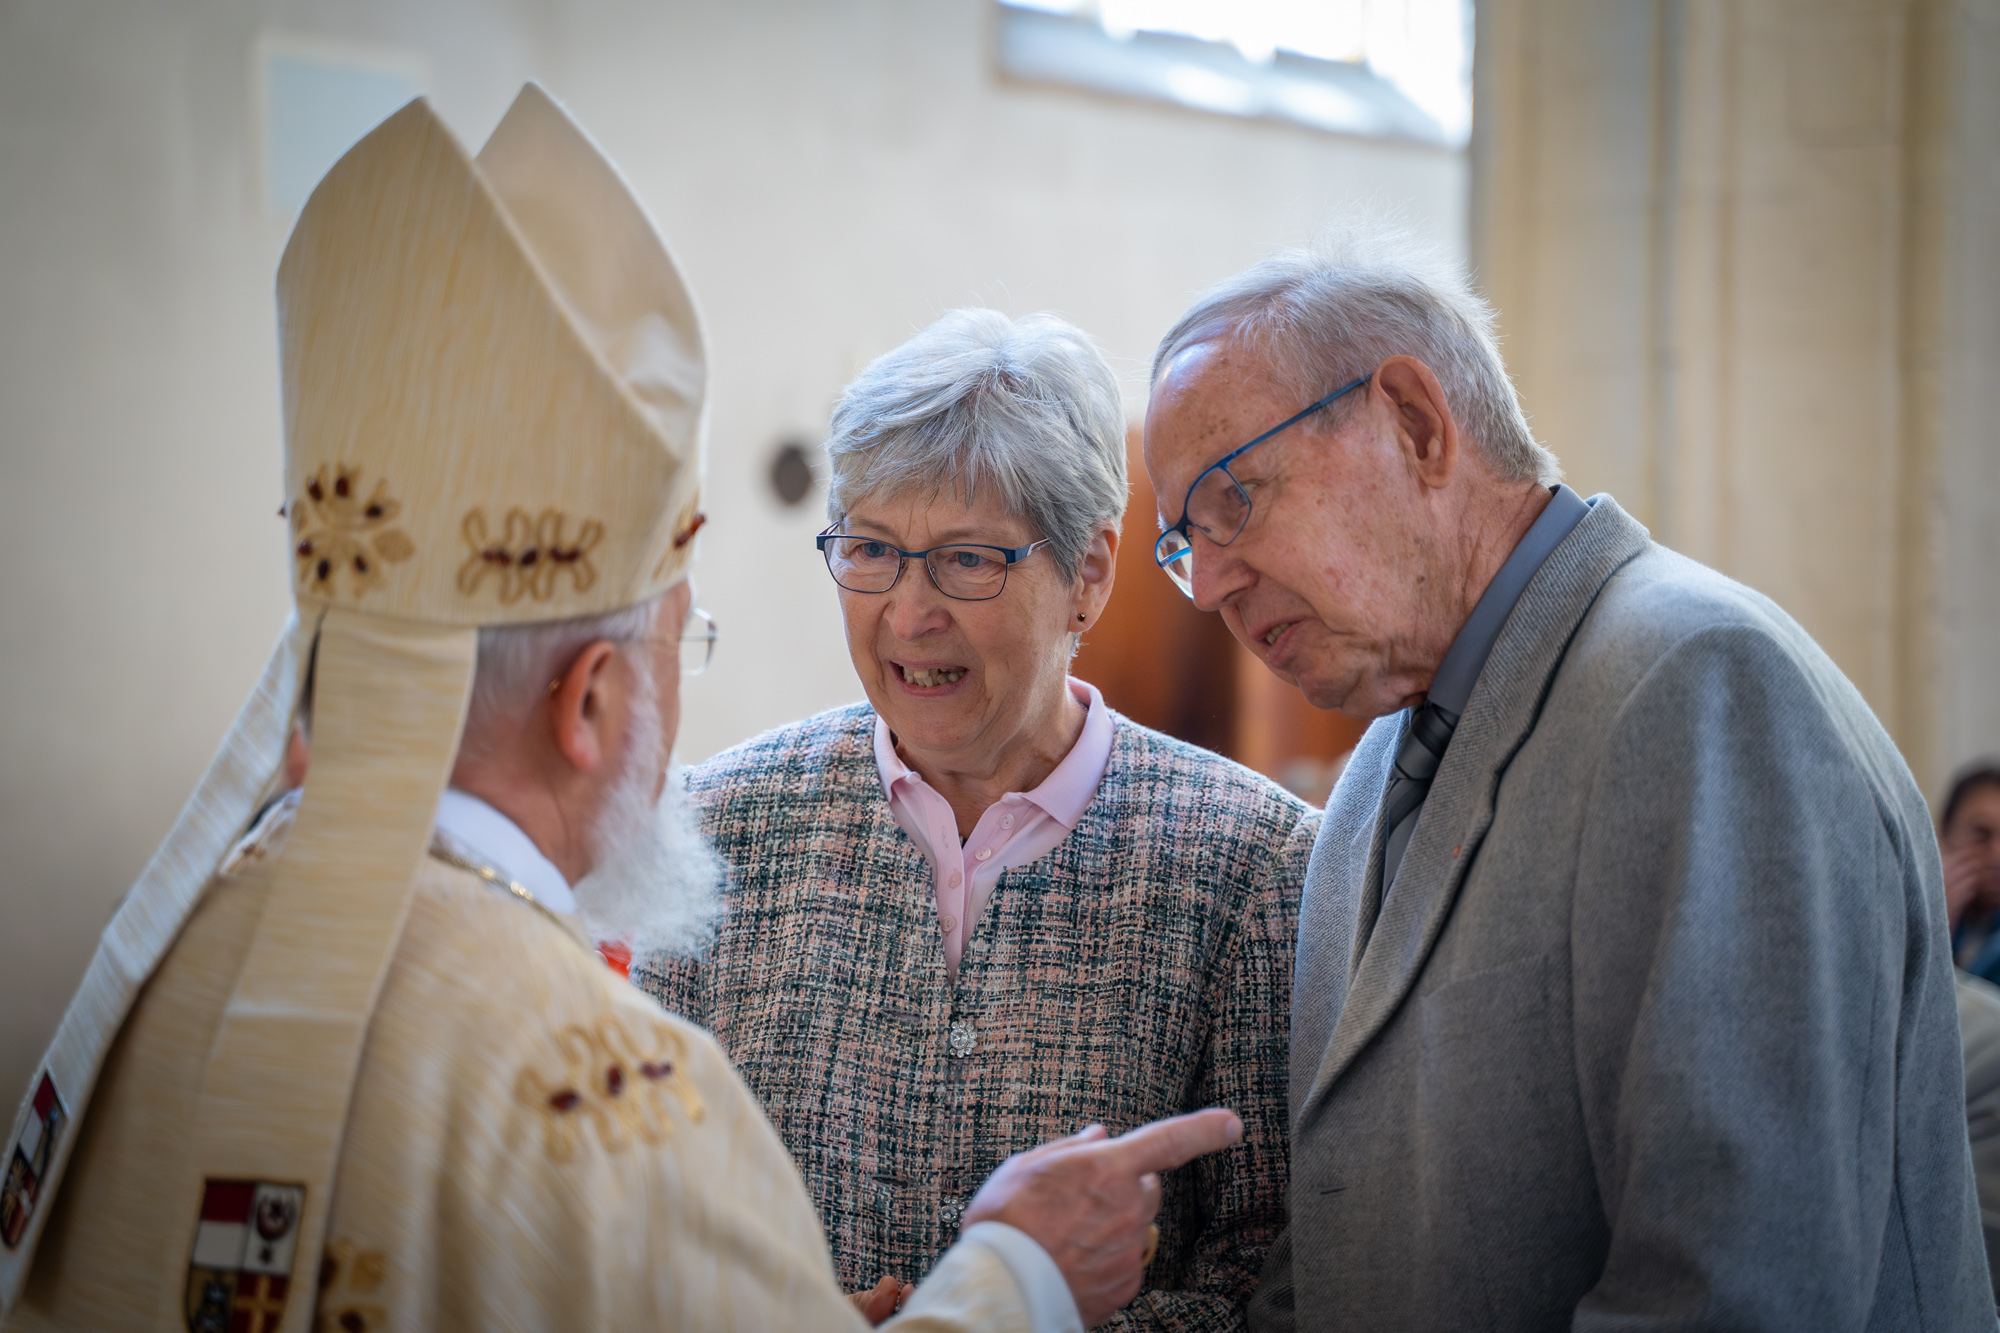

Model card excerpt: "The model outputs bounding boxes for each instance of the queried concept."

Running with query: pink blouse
[873,677,1114,974]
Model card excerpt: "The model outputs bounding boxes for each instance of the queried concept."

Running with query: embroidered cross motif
[457,508,605,604]
[290,466,416,599]
[515,1014,703,1162]
[233,1273,286,1332]
[315,1237,387,1333]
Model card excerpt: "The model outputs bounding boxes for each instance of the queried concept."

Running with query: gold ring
[1142,1223,1159,1267]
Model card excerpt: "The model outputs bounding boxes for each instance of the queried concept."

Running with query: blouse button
[1000,814,1014,830]
[948,870,963,888]
[975,847,993,862]
[940,915,958,933]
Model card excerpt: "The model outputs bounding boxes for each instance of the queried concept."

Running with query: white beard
[572,678,723,959]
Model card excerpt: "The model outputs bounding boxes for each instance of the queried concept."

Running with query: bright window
[998,0,1472,148]
[256,34,429,217]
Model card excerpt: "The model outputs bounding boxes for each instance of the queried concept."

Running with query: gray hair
[463,594,664,747]
[1152,229,1561,486]
[825,309,1128,582]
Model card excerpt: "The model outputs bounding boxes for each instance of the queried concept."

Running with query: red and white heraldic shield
[1,1072,66,1250]
[183,1178,306,1333]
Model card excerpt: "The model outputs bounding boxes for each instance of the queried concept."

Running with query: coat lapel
[1288,719,1397,1124]
[1296,496,1652,1126]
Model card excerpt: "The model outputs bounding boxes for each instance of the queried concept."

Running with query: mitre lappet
[0,82,707,1313]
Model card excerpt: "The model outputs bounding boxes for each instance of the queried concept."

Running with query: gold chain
[427,840,582,943]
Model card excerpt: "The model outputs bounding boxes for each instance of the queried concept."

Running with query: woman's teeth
[902,666,967,687]
[1264,623,1291,647]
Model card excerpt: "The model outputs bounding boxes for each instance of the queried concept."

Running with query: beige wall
[1472,0,2000,805]
[1932,2,2000,800]
[0,2,1465,1100]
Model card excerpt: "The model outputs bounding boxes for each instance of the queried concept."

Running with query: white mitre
[0,83,706,1312]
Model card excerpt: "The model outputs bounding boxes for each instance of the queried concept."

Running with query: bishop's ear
[1374,355,1459,488]
[547,639,621,774]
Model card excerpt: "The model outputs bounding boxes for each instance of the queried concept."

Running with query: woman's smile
[892,661,970,692]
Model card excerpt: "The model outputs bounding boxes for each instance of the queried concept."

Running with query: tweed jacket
[638,705,1317,1332]
[1256,495,1993,1331]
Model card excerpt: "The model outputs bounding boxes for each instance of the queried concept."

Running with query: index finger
[1101,1108,1243,1175]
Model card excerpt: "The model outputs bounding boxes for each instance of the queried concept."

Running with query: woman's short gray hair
[825,309,1128,581]
[1152,229,1561,486]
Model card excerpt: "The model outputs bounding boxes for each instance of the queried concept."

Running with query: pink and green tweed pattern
[636,704,1315,1332]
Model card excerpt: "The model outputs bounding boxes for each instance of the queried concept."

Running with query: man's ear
[1072,525,1120,632]
[1374,355,1459,490]
[548,640,622,774]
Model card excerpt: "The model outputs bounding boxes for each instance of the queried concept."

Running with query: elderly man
[1140,235,1993,1329]
[0,87,1235,1332]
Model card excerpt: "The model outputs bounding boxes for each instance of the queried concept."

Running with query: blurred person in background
[1956,962,2000,1309]
[1944,762,2000,1305]
[1142,231,1992,1329]
[0,88,1238,1333]
[638,309,1317,1330]
[1946,763,2000,980]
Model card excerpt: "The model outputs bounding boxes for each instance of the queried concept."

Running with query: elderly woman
[636,310,1315,1330]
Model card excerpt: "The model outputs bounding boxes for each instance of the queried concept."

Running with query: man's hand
[848,1275,912,1325]
[962,1107,1243,1327]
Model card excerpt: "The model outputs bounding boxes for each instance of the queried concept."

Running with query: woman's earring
[1077,612,1087,622]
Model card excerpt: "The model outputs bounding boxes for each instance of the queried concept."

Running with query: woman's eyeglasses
[817,529,1051,602]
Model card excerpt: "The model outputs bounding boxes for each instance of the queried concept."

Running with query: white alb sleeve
[951,1221,1083,1333]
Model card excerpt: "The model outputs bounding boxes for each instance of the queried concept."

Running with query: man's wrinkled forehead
[1146,337,1285,518]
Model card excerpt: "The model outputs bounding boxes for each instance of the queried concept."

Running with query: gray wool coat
[1252,495,1994,1331]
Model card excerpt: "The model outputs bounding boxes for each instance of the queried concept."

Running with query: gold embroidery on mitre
[457,507,604,604]
[292,466,415,599]
[315,1237,387,1333]
[514,1014,704,1162]
[652,498,706,578]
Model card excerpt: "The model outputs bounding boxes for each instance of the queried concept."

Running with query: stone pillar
[1472,0,2000,802]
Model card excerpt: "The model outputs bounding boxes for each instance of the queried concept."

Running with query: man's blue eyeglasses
[1153,374,1372,597]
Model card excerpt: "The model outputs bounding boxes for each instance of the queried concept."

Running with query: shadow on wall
[1075,426,1363,804]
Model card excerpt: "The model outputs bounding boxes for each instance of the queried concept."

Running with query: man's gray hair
[1152,230,1561,486]
[464,594,664,746]
[825,309,1128,581]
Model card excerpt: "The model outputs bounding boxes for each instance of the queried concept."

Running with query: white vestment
[5,799,1077,1332]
